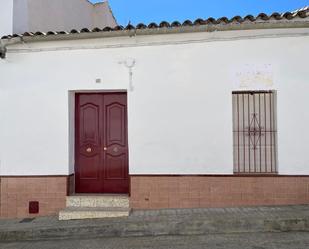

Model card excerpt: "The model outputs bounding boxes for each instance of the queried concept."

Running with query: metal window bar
[232,91,277,174]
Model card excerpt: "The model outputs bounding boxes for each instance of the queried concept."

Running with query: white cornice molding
[4,27,309,54]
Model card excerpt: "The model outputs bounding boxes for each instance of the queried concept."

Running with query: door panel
[79,102,100,180]
[75,93,129,193]
[106,103,125,144]
[81,104,99,142]
[105,156,126,179]
[103,94,129,193]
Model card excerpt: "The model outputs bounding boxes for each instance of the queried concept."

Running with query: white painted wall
[0,1,13,37]
[0,29,308,175]
[25,0,116,33]
[0,0,117,37]
[13,0,29,35]
[92,2,117,28]
[1,0,116,37]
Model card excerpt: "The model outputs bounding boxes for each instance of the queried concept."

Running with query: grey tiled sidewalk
[0,205,308,230]
[131,205,309,218]
[0,205,309,241]
[2,232,309,249]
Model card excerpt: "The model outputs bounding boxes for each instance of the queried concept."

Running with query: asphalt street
[1,232,309,249]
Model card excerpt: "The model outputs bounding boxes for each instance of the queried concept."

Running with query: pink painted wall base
[130,176,309,209]
[0,177,68,218]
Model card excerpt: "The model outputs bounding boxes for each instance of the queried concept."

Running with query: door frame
[69,90,130,195]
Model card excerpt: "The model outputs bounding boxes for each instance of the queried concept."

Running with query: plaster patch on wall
[231,64,275,90]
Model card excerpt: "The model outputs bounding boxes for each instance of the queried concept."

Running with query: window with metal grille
[232,91,277,174]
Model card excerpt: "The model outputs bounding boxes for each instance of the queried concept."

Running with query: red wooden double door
[75,93,129,194]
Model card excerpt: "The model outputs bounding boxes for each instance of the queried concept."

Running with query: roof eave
[2,19,309,46]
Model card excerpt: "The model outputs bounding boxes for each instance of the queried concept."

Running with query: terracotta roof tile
[205,17,217,24]
[171,21,181,27]
[136,23,147,29]
[113,25,124,31]
[92,27,102,32]
[193,18,206,25]
[148,22,159,29]
[103,26,113,31]
[243,15,255,21]
[159,21,170,28]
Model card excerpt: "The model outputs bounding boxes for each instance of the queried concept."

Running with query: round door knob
[103,147,107,151]
[86,147,92,153]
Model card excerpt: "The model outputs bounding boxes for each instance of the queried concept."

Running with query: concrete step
[66,195,129,208]
[59,207,130,220]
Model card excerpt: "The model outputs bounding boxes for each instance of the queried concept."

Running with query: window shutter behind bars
[233,91,277,174]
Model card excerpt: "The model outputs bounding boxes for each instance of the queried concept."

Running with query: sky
[91,0,309,26]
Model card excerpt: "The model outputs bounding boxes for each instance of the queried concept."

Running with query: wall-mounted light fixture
[119,58,136,91]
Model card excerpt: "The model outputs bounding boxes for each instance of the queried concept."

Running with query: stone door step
[59,207,130,220]
[66,195,129,208]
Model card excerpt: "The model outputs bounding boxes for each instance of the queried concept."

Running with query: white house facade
[0,8,309,218]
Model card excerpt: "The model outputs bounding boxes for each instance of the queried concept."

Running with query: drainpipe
[0,46,7,59]
[0,37,23,59]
